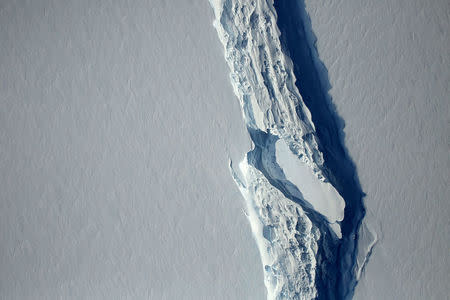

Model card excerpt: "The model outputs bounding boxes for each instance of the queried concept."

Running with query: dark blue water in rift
[271,1,366,299]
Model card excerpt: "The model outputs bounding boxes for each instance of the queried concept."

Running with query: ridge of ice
[209,0,324,174]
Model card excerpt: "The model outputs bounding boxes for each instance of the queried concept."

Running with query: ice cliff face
[209,0,364,299]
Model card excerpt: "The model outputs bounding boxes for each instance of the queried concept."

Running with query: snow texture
[304,0,450,299]
[0,1,267,299]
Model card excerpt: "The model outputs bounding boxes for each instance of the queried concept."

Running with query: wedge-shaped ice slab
[275,139,345,234]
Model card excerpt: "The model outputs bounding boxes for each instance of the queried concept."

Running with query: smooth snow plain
[304,0,450,299]
[0,1,267,299]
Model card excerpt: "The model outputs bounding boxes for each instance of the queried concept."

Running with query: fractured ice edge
[209,0,375,299]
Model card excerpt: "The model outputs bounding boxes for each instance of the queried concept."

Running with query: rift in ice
[209,0,372,299]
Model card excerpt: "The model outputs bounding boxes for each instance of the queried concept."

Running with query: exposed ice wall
[209,0,351,299]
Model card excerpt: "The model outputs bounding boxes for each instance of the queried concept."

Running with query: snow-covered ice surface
[304,0,450,299]
[0,1,268,299]
[209,0,368,299]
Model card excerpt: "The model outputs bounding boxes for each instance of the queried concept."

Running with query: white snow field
[0,1,267,299]
[304,0,450,299]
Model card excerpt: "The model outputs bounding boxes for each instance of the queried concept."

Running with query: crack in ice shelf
[209,0,371,299]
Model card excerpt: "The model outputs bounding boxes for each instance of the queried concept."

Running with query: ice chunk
[275,139,345,227]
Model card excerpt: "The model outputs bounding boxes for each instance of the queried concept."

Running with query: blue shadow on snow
[273,1,366,299]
